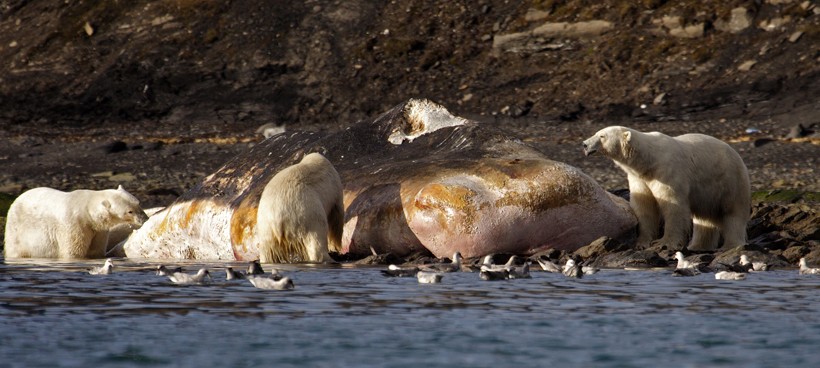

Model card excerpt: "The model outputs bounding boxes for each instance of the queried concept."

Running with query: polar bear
[4,185,149,259]
[582,126,750,251]
[256,152,344,263]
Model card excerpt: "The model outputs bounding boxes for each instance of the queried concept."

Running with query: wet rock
[589,250,667,269]
[573,236,629,260]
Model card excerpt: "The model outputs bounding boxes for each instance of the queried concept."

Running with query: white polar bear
[4,185,149,259]
[256,152,344,263]
[582,126,750,251]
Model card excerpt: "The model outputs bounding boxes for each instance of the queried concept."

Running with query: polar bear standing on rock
[582,126,750,251]
[4,185,149,259]
[256,152,344,263]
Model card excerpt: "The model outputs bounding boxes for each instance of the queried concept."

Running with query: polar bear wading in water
[582,126,750,251]
[4,186,149,259]
[256,152,344,263]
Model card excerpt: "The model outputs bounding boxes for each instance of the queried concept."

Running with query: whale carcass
[123,99,636,260]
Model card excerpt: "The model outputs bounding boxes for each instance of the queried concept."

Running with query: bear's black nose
[582,142,588,149]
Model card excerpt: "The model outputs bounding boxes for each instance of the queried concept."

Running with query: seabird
[799,258,820,275]
[672,267,700,277]
[156,265,183,276]
[479,268,509,281]
[562,259,583,278]
[168,268,212,285]
[88,258,114,275]
[740,254,769,272]
[508,261,532,279]
[248,275,294,290]
[536,256,562,273]
[420,252,463,273]
[715,271,746,280]
[417,271,443,284]
[225,267,246,280]
[247,259,265,275]
[675,251,711,272]
[381,264,420,277]
[582,265,600,275]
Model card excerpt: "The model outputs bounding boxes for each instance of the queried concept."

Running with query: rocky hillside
[0,0,817,136]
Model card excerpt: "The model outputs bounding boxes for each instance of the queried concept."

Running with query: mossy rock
[751,190,820,203]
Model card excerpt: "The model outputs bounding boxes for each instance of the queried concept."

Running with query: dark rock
[104,141,129,154]
[590,250,667,268]
[573,236,629,260]
[785,123,811,139]
[752,137,775,147]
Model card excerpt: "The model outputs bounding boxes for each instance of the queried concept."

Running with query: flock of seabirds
[83,252,820,290]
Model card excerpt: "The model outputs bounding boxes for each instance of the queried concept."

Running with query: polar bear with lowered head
[256,152,344,263]
[582,126,750,251]
[4,185,149,259]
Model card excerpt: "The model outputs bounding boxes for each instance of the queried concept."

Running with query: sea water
[1,258,818,368]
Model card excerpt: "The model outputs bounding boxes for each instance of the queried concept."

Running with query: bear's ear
[622,130,631,142]
[117,185,124,191]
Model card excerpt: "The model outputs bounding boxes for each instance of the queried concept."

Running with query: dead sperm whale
[123,99,636,261]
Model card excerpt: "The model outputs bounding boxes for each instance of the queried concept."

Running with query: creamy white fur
[256,153,344,263]
[4,186,148,259]
[583,126,750,251]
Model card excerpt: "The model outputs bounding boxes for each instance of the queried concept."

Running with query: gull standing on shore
[799,258,820,275]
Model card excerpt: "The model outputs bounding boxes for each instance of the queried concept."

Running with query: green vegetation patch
[0,192,15,217]
[752,189,820,203]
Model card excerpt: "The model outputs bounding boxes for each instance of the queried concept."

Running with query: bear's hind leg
[719,213,749,249]
[304,221,333,263]
[688,217,719,251]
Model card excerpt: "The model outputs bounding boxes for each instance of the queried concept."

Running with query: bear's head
[582,126,633,159]
[99,186,150,229]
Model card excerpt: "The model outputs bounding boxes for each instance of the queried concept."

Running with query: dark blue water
[1,258,818,368]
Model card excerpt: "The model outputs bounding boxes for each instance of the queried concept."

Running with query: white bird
[672,267,700,277]
[156,265,183,276]
[225,267,246,280]
[582,265,600,275]
[417,271,443,284]
[675,251,711,272]
[740,254,769,272]
[536,257,562,273]
[562,259,583,278]
[674,251,695,269]
[248,275,294,290]
[799,258,820,275]
[168,268,212,285]
[480,255,516,272]
[88,258,114,275]
[381,264,419,277]
[247,260,265,275]
[479,268,509,281]
[508,261,532,279]
[420,252,463,273]
[715,271,746,280]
